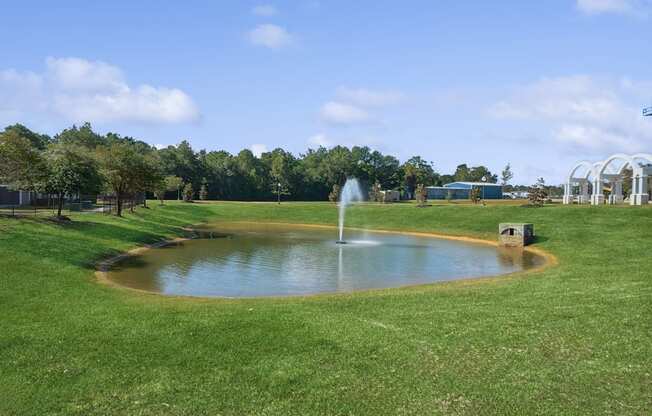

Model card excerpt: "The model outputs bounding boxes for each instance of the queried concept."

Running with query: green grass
[1,201,650,415]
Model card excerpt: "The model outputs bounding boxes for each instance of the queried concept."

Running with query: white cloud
[46,57,126,92]
[252,5,278,16]
[0,57,200,124]
[248,24,292,48]
[319,101,371,125]
[335,87,404,107]
[553,124,633,150]
[576,0,649,16]
[317,87,403,127]
[53,85,200,124]
[488,75,652,153]
[489,76,619,122]
[307,133,332,147]
[0,69,47,115]
[250,143,268,157]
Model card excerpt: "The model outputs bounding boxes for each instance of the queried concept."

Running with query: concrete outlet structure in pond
[499,223,534,247]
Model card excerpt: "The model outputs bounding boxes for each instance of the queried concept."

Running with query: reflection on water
[107,223,545,297]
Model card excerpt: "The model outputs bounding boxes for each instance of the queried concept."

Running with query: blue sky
[1,0,651,183]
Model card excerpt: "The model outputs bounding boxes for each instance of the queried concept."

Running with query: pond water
[106,222,544,297]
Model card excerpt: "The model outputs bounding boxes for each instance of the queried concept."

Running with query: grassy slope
[0,201,650,415]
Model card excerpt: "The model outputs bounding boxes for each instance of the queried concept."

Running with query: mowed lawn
[0,201,650,415]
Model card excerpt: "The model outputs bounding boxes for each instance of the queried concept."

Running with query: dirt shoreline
[95,221,558,299]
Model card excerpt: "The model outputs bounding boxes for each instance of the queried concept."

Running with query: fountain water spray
[337,178,364,243]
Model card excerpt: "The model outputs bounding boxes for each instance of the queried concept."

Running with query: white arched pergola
[563,153,652,206]
[563,161,596,204]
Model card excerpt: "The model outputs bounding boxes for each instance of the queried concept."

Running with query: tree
[328,184,340,203]
[528,177,548,207]
[0,129,47,192]
[369,181,382,202]
[44,143,102,217]
[402,156,437,199]
[324,146,354,187]
[469,187,481,204]
[3,122,543,204]
[165,176,184,201]
[234,149,265,200]
[415,184,428,207]
[135,152,163,209]
[2,124,50,150]
[501,163,514,186]
[454,164,498,183]
[271,181,290,204]
[158,140,202,186]
[153,175,183,204]
[453,164,471,182]
[199,182,208,201]
[268,149,291,185]
[263,148,296,201]
[472,166,498,183]
[203,150,236,200]
[183,183,194,202]
[298,147,330,200]
[98,142,149,217]
[416,184,427,206]
[375,154,401,190]
[440,174,455,185]
[54,123,103,149]
[153,179,168,205]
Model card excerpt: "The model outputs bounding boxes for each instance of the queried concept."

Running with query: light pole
[277,182,281,204]
[481,175,487,205]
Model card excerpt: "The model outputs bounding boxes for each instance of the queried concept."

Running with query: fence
[0,194,145,217]
[97,196,142,215]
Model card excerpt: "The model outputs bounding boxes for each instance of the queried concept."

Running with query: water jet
[338,178,364,243]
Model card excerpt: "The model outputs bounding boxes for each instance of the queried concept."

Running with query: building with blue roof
[426,182,503,200]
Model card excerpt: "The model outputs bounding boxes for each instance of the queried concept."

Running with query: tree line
[0,123,513,216]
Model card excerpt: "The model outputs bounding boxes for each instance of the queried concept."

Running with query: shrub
[183,183,194,202]
[369,181,382,203]
[199,183,208,201]
[528,178,548,207]
[328,184,341,203]
[469,187,481,204]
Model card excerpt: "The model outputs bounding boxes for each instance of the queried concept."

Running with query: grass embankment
[1,201,650,415]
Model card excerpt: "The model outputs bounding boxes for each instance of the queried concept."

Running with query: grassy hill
[1,201,650,415]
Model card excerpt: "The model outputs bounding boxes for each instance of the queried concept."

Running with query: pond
[106,222,545,297]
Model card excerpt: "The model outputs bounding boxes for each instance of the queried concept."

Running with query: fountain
[337,178,364,243]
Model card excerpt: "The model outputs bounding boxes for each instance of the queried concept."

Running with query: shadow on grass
[105,254,149,271]
[533,235,549,244]
[3,215,197,272]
